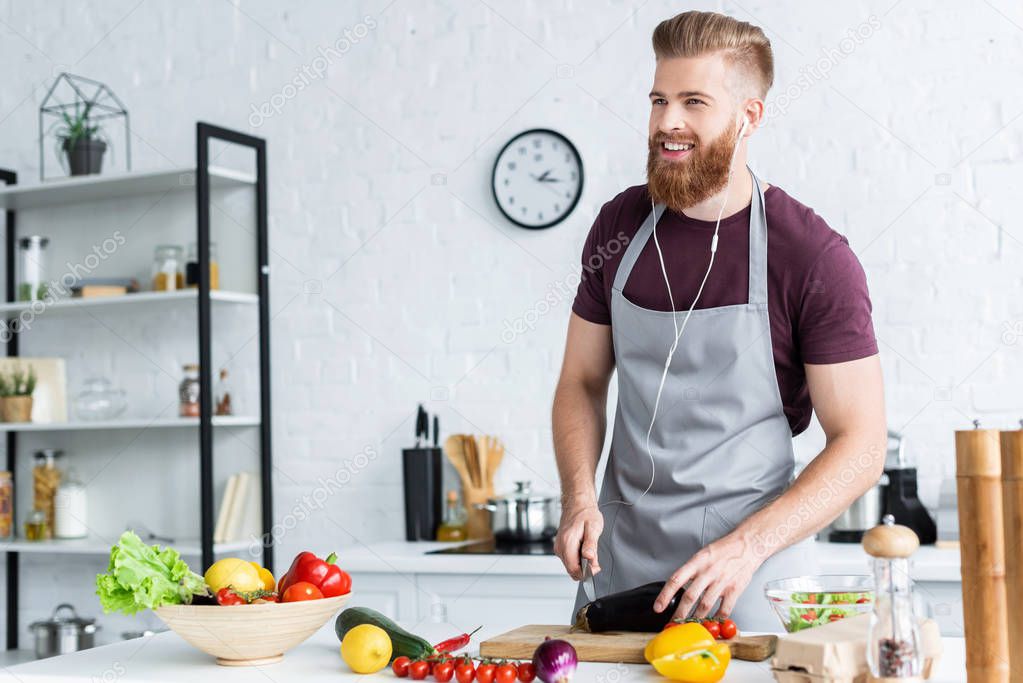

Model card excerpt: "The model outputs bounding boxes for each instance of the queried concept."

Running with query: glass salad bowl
[764,575,874,633]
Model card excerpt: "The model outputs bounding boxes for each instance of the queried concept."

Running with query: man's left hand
[653,531,763,621]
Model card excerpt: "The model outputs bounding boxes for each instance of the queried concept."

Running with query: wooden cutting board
[479,625,777,663]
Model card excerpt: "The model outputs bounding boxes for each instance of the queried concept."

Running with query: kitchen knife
[581,557,596,602]
[432,415,439,447]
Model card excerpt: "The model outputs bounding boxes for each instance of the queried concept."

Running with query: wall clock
[491,128,583,230]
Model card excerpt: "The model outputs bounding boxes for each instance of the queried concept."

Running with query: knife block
[402,447,443,541]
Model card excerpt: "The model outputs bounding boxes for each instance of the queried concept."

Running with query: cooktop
[427,539,555,556]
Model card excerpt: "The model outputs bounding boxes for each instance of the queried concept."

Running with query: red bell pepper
[277,551,352,597]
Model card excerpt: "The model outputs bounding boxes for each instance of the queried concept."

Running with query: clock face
[492,129,583,229]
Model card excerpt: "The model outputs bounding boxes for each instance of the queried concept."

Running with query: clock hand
[536,169,552,181]
[539,176,562,183]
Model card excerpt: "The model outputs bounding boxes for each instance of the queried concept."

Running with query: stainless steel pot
[832,474,887,534]
[28,603,99,659]
[475,481,560,542]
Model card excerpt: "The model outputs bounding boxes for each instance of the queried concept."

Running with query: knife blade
[581,557,596,602]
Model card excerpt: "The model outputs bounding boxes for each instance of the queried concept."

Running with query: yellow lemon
[204,558,262,594]
[249,562,275,591]
[341,624,392,674]
[644,622,715,662]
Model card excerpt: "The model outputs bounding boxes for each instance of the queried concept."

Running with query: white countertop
[339,540,963,583]
[0,621,967,682]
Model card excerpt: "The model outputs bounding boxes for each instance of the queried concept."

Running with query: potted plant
[1,365,37,423]
[55,102,107,176]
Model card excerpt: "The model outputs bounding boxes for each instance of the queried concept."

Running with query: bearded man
[552,10,885,630]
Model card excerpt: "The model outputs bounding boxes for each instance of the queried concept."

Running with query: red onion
[532,637,578,683]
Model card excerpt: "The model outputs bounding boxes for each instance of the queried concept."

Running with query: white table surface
[0,621,967,682]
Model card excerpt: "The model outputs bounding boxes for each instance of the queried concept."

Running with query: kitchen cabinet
[416,574,577,625]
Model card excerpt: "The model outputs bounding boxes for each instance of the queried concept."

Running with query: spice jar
[185,241,220,290]
[18,236,50,302]
[863,514,923,679]
[23,509,47,541]
[54,469,88,539]
[179,364,200,417]
[152,245,184,291]
[0,471,12,539]
[32,450,62,540]
[214,368,232,416]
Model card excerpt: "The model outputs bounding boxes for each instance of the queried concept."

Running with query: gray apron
[572,168,817,631]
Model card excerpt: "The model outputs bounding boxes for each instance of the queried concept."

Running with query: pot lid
[489,481,556,504]
[29,603,96,630]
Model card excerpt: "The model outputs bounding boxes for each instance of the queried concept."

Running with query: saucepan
[474,481,561,542]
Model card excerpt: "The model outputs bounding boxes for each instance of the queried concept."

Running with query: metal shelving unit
[0,122,273,649]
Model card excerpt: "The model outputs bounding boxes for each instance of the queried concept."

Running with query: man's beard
[646,120,739,213]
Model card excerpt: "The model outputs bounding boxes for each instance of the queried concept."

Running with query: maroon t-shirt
[572,183,878,435]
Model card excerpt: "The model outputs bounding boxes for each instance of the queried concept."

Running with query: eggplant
[573,580,683,632]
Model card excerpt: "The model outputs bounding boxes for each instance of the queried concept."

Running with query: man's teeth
[663,142,694,151]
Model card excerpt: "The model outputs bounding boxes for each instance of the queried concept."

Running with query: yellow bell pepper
[645,623,730,683]
[650,643,731,683]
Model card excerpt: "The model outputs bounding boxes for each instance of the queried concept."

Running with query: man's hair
[652,11,774,101]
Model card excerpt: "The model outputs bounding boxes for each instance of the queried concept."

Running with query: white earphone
[640,111,751,500]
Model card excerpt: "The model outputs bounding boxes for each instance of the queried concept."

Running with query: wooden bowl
[155,594,350,666]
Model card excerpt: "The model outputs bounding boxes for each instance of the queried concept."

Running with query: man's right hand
[554,497,604,580]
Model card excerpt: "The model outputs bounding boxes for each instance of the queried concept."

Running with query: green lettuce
[96,531,208,615]
[786,591,872,632]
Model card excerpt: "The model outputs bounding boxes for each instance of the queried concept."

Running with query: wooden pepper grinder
[862,515,923,682]
[1000,426,1023,683]
[956,424,1010,682]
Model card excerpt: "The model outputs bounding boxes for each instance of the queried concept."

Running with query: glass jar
[0,471,12,539]
[435,490,468,542]
[151,245,184,292]
[866,516,923,679]
[54,469,88,539]
[214,368,232,416]
[23,509,47,541]
[179,364,200,417]
[73,378,127,421]
[32,449,62,539]
[185,241,220,290]
[18,236,50,302]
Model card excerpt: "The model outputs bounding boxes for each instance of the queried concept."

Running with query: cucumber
[335,606,435,661]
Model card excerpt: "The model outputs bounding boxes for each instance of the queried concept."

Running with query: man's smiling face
[646,52,748,211]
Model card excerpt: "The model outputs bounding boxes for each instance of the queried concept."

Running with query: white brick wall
[0,0,1020,646]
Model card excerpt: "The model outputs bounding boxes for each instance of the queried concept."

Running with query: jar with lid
[73,378,127,421]
[151,245,184,292]
[24,509,47,541]
[54,469,88,539]
[185,241,219,290]
[33,450,62,539]
[18,236,50,302]
[0,471,12,539]
[179,364,200,417]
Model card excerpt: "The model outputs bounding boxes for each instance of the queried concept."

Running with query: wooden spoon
[443,435,472,489]
[486,436,504,487]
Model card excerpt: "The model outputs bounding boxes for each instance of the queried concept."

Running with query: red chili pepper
[277,551,352,598]
[434,626,483,654]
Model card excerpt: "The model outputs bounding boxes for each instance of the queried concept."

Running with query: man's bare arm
[552,313,615,579]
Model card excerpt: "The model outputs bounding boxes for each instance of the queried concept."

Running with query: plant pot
[62,138,107,176]
[2,396,33,423]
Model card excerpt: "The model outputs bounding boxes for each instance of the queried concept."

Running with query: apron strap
[612,202,664,292]
[748,169,769,306]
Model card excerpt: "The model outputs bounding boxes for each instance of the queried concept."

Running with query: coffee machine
[881,429,936,545]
